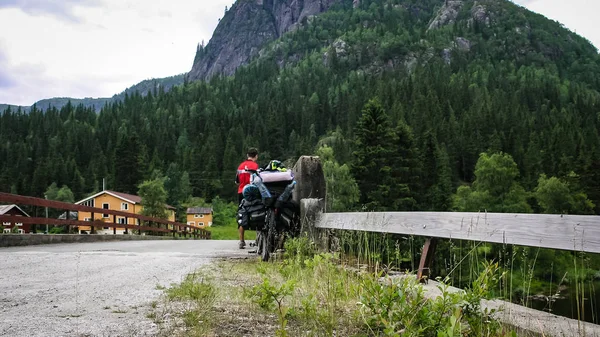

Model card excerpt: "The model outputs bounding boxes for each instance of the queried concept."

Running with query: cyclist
[235,148,259,249]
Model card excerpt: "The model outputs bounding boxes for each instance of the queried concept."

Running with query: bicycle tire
[256,230,263,254]
[260,229,270,261]
[262,209,279,262]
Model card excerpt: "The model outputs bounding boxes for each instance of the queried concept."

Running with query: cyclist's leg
[238,193,246,249]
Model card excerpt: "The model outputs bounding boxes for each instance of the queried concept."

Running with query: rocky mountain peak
[428,0,493,31]
[187,0,339,82]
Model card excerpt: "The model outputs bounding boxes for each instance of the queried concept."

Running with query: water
[528,281,600,324]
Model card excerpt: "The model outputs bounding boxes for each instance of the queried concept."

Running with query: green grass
[150,237,518,337]
[150,272,218,336]
[206,224,256,241]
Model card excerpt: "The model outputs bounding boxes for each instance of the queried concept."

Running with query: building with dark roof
[186,207,213,228]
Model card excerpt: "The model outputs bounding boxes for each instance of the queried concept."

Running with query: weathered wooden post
[417,238,438,283]
[292,156,327,248]
[90,212,95,234]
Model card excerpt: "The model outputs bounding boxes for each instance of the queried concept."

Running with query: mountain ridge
[0,73,185,113]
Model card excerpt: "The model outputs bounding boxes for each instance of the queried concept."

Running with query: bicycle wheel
[261,210,277,262]
[256,230,263,254]
[260,228,272,262]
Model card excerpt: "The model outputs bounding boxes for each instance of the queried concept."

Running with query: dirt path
[0,240,250,337]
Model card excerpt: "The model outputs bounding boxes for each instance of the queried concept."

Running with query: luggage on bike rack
[277,200,300,233]
[237,199,267,231]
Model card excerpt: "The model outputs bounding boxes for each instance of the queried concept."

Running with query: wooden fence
[317,211,600,279]
[0,192,210,239]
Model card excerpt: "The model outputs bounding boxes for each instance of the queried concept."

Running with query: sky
[0,0,598,106]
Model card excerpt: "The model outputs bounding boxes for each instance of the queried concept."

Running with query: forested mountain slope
[1,0,599,215]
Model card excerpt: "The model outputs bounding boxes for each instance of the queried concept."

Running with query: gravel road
[0,240,249,337]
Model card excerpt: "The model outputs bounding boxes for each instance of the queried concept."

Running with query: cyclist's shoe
[238,240,246,249]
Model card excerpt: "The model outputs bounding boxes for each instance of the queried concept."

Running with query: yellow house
[186,207,213,229]
[75,190,176,235]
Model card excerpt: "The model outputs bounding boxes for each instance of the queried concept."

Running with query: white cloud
[0,0,232,105]
[0,0,101,23]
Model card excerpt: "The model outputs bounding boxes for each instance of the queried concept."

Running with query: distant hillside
[0,104,16,112]
[112,74,185,101]
[32,97,112,112]
[0,73,185,113]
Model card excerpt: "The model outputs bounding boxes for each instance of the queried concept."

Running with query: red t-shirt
[237,160,259,193]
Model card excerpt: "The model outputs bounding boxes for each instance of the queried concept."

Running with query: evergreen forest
[2,0,598,215]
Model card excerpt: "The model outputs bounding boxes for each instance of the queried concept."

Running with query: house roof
[186,207,213,215]
[58,211,78,220]
[75,190,176,210]
[0,204,30,217]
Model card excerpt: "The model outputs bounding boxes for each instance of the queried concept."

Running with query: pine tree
[114,134,143,194]
[389,121,418,210]
[352,99,398,211]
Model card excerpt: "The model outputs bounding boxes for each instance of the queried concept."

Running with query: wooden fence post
[292,156,326,204]
[293,156,327,249]
[417,238,438,283]
[90,212,95,234]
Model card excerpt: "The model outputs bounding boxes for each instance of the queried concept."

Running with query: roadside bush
[49,226,65,234]
[358,261,510,337]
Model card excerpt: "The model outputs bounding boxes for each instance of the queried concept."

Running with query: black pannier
[276,200,300,234]
[237,199,267,231]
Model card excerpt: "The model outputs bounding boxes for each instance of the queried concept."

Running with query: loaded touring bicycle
[237,161,301,262]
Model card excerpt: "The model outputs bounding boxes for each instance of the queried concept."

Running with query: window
[82,199,95,207]
[103,227,109,230]
[199,222,205,227]
[84,218,91,222]
[16,223,23,227]
[3,228,10,233]
[194,214,204,219]
[2,222,9,227]
[121,203,129,211]
[18,229,24,234]
[188,221,195,226]
[117,217,126,224]
[102,203,109,218]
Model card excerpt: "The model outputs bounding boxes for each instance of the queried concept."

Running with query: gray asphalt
[0,240,251,337]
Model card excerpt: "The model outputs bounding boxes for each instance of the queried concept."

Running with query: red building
[0,205,31,234]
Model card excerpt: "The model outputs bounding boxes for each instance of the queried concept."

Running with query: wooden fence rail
[318,211,600,253]
[0,192,210,239]
[318,211,600,280]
